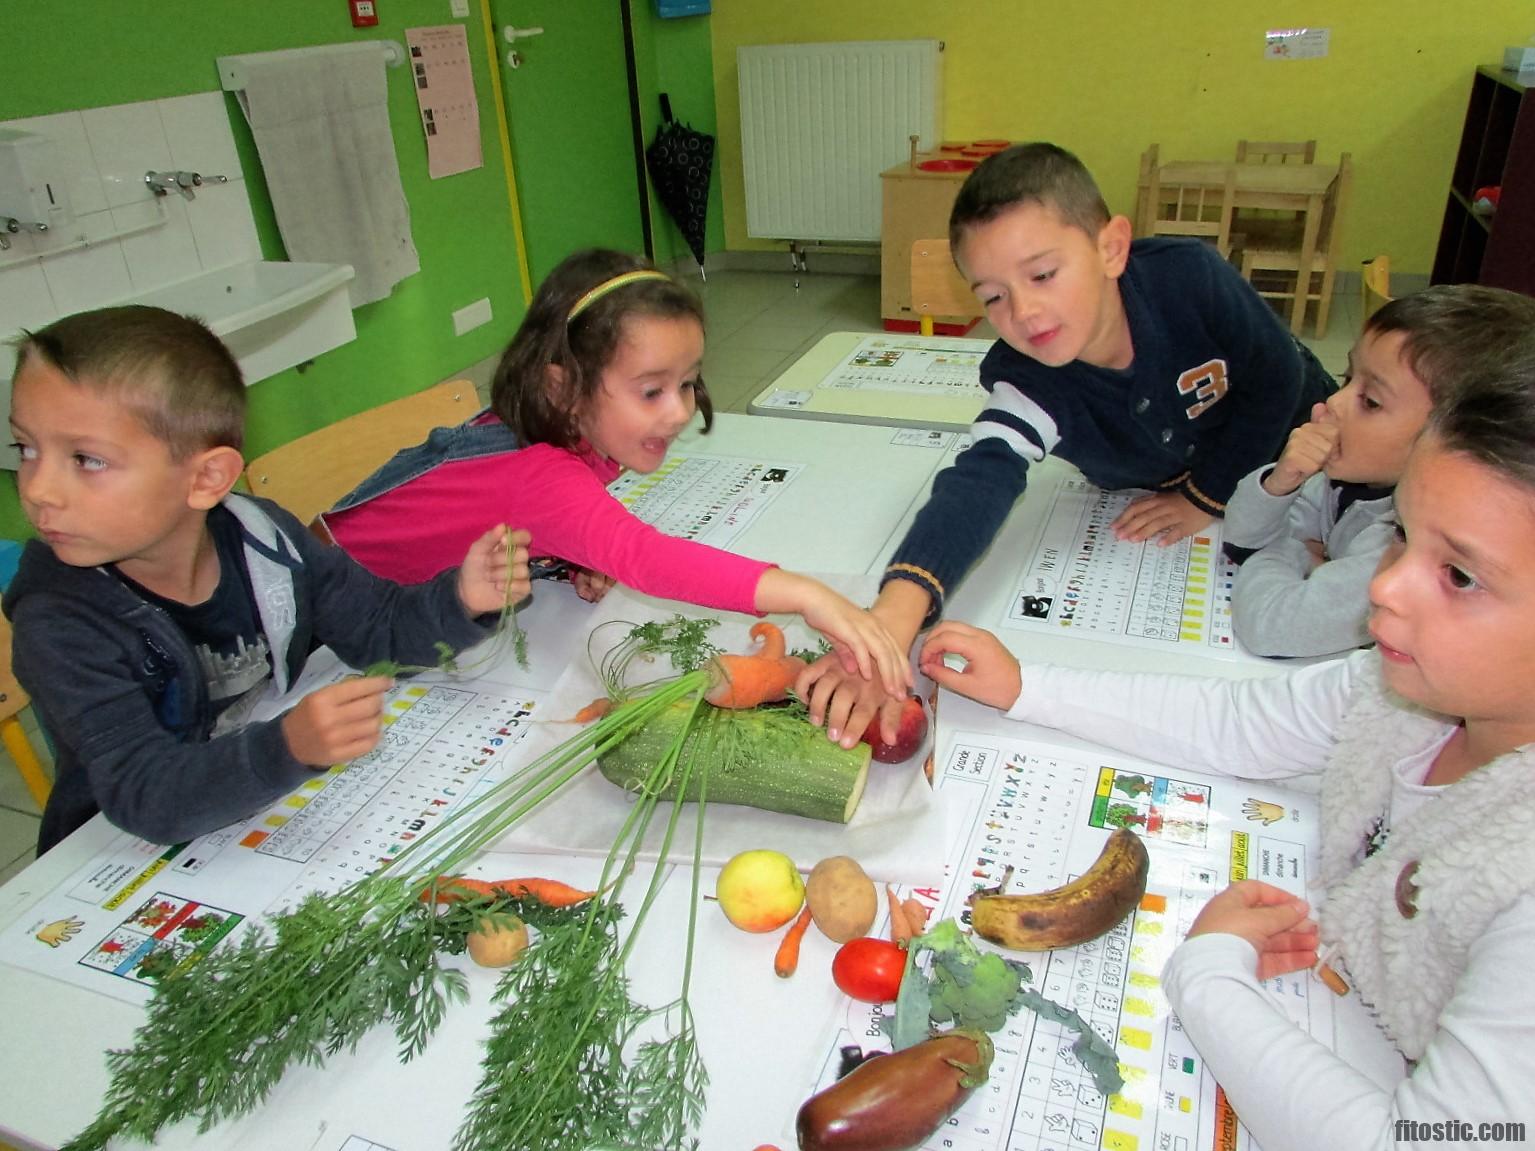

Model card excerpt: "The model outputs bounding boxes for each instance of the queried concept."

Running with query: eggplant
[796,1030,994,1151]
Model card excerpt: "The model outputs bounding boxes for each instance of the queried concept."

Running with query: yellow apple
[716,849,805,932]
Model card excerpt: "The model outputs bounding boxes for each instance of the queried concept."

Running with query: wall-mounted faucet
[145,170,229,198]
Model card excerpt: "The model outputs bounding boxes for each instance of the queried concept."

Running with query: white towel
[235,46,419,306]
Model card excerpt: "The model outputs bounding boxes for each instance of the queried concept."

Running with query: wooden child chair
[243,380,479,525]
[1235,139,1317,165]
[1361,255,1393,323]
[1143,164,1239,259]
[909,238,983,335]
[1238,153,1352,338]
[0,612,51,811]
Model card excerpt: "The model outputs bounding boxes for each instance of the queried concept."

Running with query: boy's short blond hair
[14,305,245,459]
[949,143,1111,251]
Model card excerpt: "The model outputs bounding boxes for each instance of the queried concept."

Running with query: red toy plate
[917,158,979,172]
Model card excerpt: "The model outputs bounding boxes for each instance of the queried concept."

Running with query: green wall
[1,0,719,539]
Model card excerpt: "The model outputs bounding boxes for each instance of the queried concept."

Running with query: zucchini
[597,701,871,823]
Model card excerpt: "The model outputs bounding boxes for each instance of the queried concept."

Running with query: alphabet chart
[607,452,801,550]
[800,727,1331,1151]
[1002,479,1246,659]
[0,675,547,1004]
[819,334,992,396]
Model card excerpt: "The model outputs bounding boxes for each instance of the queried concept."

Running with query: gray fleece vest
[1318,659,1535,1059]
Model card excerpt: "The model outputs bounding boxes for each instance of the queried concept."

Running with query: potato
[805,856,878,943]
[466,913,529,968]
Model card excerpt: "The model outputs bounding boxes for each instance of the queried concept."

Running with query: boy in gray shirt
[1226,285,1535,658]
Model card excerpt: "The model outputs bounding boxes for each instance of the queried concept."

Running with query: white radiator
[738,40,943,243]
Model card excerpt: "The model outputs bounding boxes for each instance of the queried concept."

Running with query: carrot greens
[64,630,720,1151]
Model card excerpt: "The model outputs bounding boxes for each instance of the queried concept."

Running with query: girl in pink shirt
[323,249,909,694]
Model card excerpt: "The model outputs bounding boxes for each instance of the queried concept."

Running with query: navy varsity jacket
[884,237,1334,622]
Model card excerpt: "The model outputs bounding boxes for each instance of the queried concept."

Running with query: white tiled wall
[0,92,261,382]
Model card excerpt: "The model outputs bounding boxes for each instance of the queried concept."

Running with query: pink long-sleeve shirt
[322,439,771,614]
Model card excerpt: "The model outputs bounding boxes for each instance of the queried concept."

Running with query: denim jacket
[330,409,522,512]
[325,410,569,580]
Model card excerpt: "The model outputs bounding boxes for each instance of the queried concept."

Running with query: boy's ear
[186,445,245,510]
[1097,214,1134,277]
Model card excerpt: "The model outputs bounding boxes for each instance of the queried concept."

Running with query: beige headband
[566,269,672,323]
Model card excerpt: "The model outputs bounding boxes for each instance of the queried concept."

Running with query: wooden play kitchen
[879,138,1009,331]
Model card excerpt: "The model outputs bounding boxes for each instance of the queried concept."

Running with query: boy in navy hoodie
[803,143,1333,746]
[5,305,529,853]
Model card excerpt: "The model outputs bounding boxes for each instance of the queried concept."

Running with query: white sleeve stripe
[970,419,1049,463]
[983,385,1061,451]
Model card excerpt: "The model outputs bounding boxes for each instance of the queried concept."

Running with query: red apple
[860,695,928,764]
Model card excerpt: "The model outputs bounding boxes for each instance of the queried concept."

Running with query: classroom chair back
[0,612,52,811]
[243,381,479,525]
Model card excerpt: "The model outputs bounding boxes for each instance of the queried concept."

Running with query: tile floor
[0,268,1360,882]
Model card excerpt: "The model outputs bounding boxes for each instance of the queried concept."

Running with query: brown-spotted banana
[967,828,1150,951]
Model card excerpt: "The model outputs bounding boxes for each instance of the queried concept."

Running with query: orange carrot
[887,884,914,944]
[901,898,928,935]
[564,696,613,724]
[420,876,596,907]
[705,652,804,708]
[749,620,787,661]
[775,905,814,978]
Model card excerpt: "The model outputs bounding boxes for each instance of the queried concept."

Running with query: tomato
[831,937,906,1002]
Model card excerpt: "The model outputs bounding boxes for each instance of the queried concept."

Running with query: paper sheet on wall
[0,665,548,1004]
[797,726,1332,1151]
[406,25,482,178]
[820,334,992,396]
[1000,477,1259,661]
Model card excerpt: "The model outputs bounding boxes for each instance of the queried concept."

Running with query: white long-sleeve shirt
[1007,652,1535,1151]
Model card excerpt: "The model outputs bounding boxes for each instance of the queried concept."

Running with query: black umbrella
[646,93,714,275]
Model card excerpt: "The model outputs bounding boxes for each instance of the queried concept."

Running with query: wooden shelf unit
[1432,66,1535,295]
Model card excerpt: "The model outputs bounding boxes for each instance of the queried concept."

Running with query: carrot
[564,696,613,724]
[902,898,928,935]
[887,885,915,944]
[749,620,787,661]
[775,905,814,978]
[420,876,596,908]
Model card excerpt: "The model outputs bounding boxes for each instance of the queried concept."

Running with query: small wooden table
[1137,160,1339,335]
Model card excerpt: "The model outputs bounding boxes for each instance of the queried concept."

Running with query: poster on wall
[406,25,483,178]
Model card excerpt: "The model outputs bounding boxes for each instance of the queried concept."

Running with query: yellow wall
[712,2,1535,274]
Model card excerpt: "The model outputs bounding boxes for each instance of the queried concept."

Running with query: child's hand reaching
[571,567,617,603]
[798,654,907,749]
[457,526,532,616]
[1185,879,1319,980]
[754,570,912,699]
[282,675,392,767]
[918,620,1022,710]
[1262,402,1340,497]
[1112,490,1215,546]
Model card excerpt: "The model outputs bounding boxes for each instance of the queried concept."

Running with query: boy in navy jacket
[805,142,1333,745]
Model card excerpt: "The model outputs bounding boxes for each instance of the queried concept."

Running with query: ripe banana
[968,828,1150,951]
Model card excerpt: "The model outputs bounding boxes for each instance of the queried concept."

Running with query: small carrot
[420,876,596,907]
[887,884,914,944]
[775,905,814,978]
[902,898,928,935]
[748,620,787,661]
[564,696,613,724]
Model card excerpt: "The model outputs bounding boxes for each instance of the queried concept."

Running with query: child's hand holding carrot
[281,675,393,767]
[1185,879,1319,980]
[918,620,1022,710]
[457,526,532,616]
